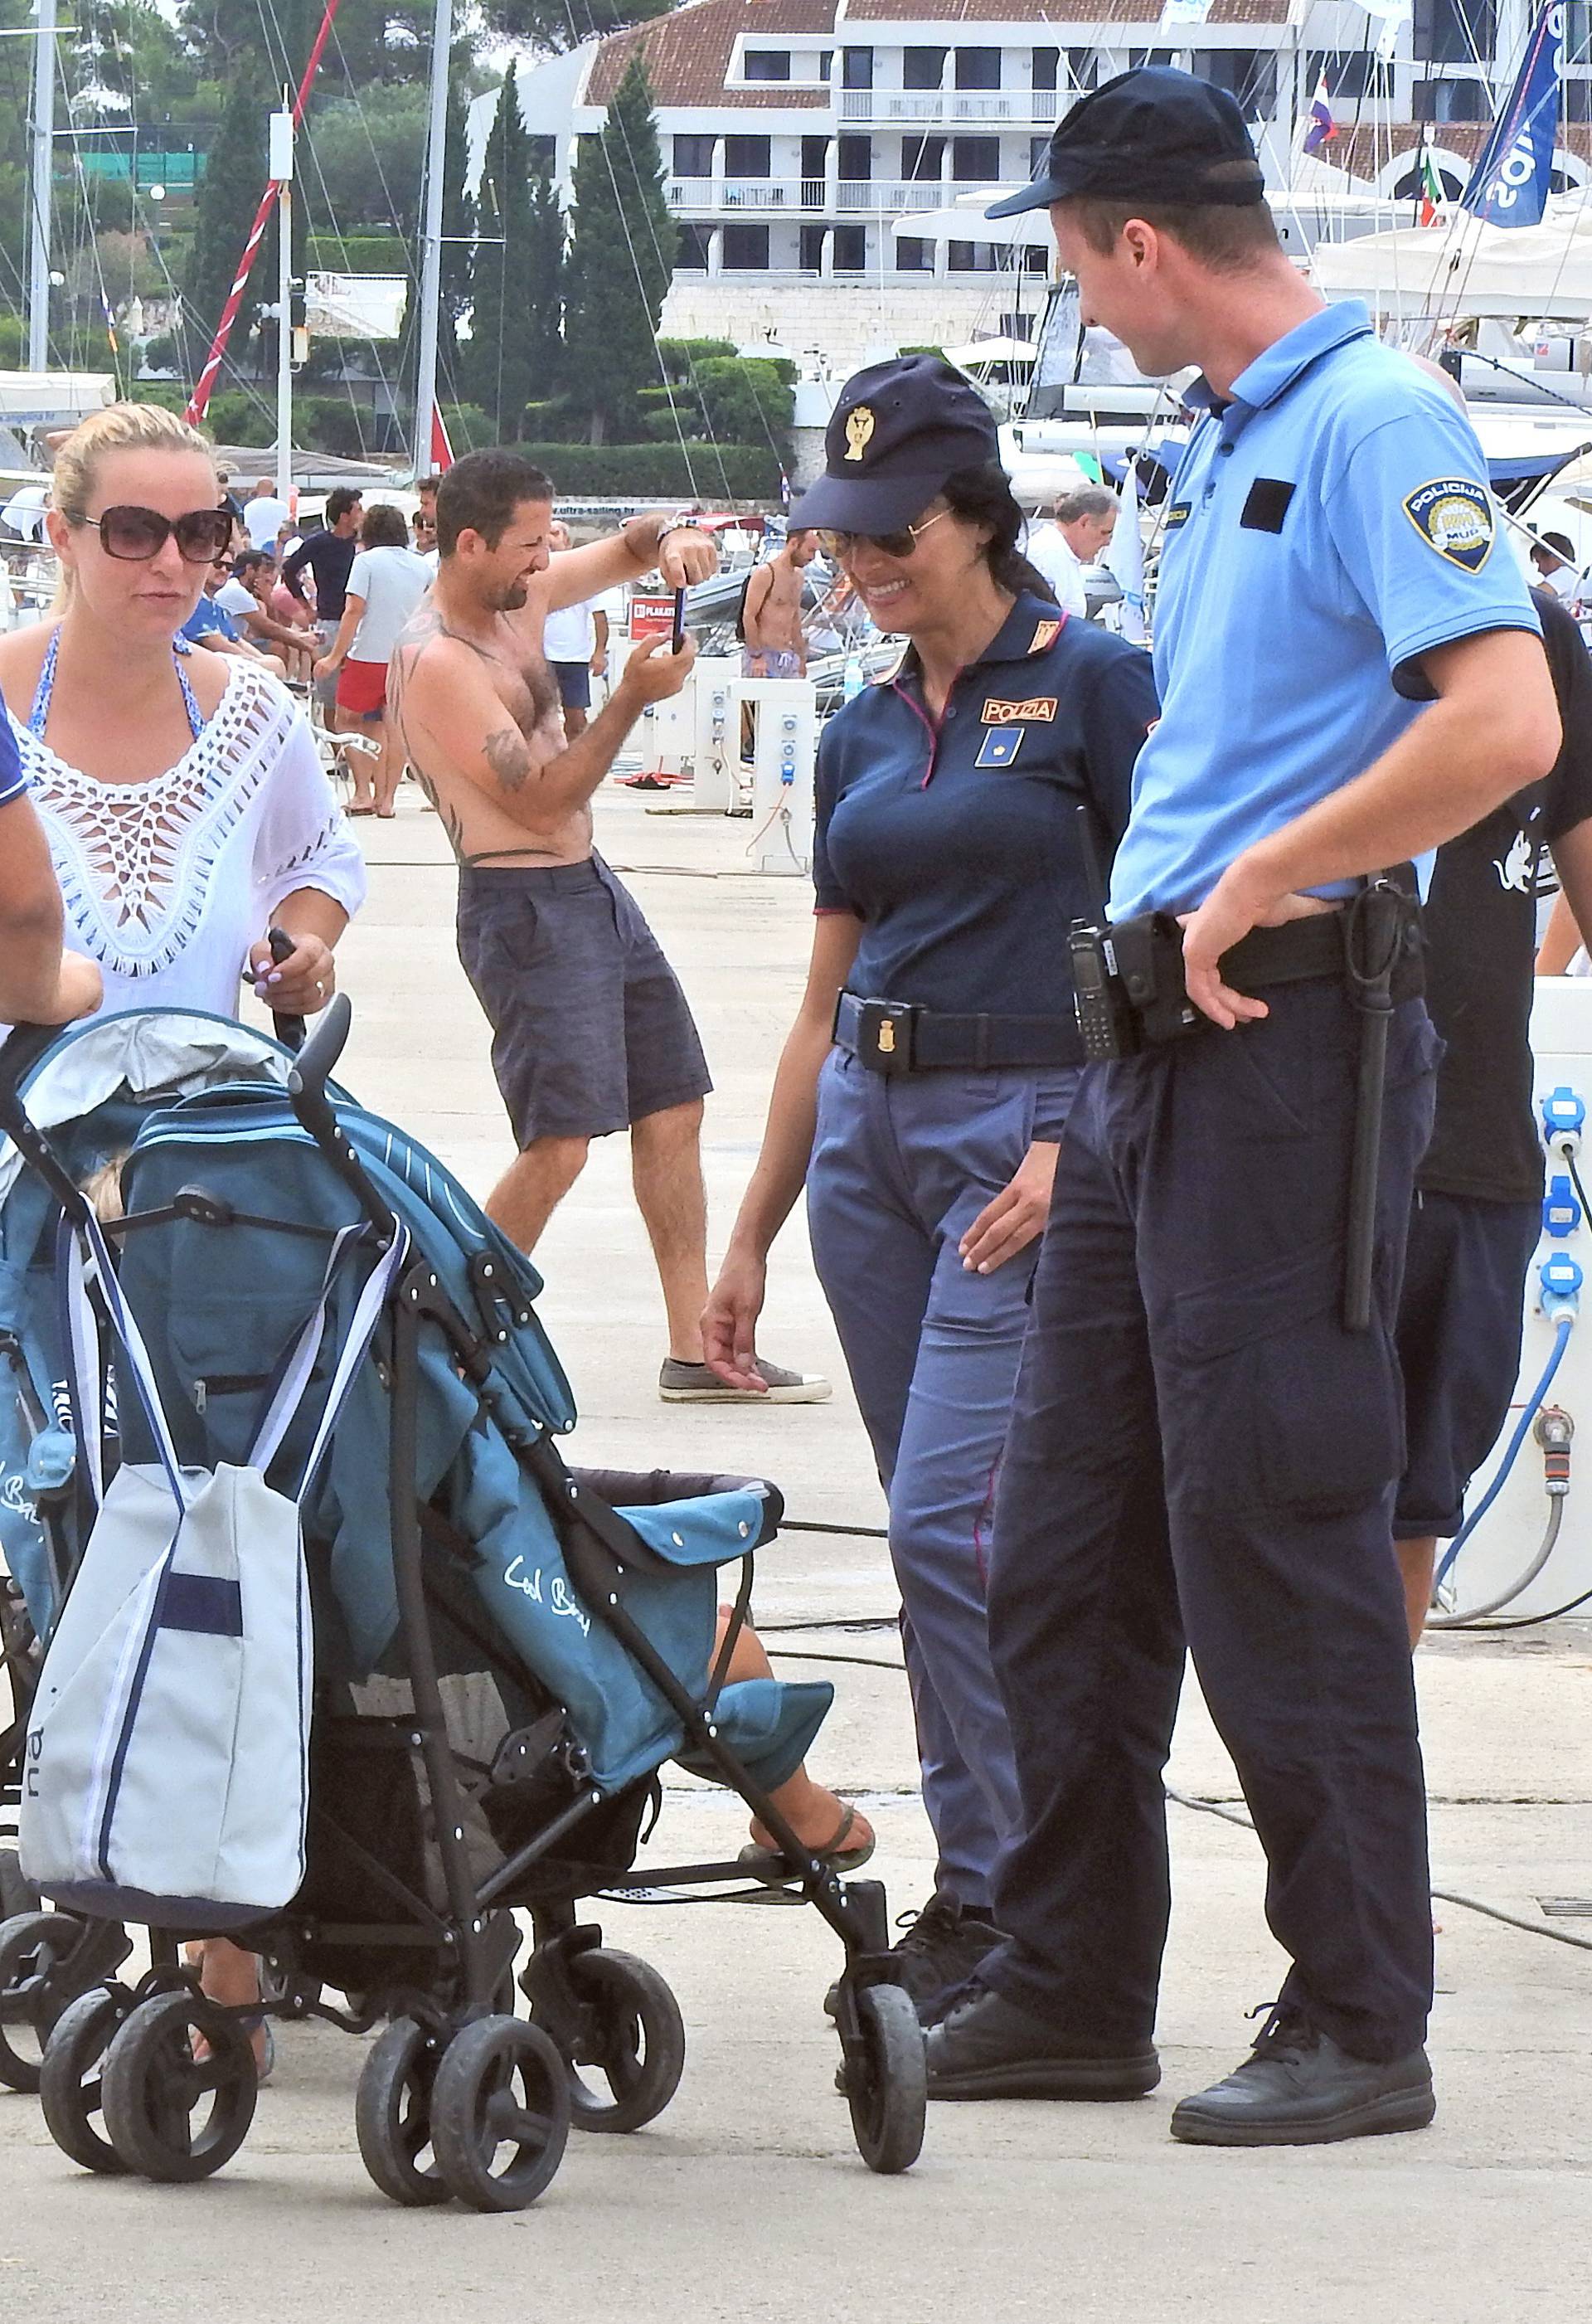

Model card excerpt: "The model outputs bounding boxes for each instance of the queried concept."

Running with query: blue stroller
[0,1001,925,2207]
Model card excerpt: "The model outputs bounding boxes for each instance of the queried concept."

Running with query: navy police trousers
[983,979,1439,2064]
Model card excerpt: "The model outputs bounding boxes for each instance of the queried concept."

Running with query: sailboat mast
[413,0,454,474]
[29,0,57,372]
[272,99,295,503]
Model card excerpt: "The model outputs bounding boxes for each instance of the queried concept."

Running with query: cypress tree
[184,56,270,376]
[462,72,541,437]
[524,162,565,395]
[562,55,675,445]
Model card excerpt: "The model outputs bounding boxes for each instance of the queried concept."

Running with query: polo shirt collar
[881,589,1062,688]
[1186,299,1374,427]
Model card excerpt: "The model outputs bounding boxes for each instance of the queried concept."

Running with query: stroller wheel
[430,2015,570,2212]
[842,1984,926,2176]
[0,1849,40,1922]
[546,1948,687,2135]
[356,2017,451,2208]
[40,1987,129,2174]
[0,1909,80,2093]
[100,1990,258,2183]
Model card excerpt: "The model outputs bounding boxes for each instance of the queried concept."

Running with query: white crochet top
[9,661,367,1022]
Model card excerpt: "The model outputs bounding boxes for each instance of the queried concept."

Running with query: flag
[1159,0,1215,23]
[1303,75,1337,157]
[1419,145,1445,226]
[1461,1,1561,228]
[430,402,454,474]
[1105,459,1148,647]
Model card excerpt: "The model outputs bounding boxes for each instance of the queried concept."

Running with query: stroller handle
[286,993,400,1241]
[0,1022,96,1218]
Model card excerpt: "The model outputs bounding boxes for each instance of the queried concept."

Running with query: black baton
[1342,878,1405,1334]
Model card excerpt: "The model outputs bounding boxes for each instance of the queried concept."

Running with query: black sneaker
[925,1986,1161,2101]
[825,1893,1003,2025]
[1170,2005,1435,2147]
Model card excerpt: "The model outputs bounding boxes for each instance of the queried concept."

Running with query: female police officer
[702,357,1158,2015]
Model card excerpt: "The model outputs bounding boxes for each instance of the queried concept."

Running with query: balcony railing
[838,89,1060,124]
[668,177,983,216]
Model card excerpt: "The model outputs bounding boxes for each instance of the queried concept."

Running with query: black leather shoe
[925,1986,1160,2101]
[1170,2008,1435,2147]
[824,1891,1003,2026]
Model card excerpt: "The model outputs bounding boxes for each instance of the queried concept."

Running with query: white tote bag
[21,1208,406,1928]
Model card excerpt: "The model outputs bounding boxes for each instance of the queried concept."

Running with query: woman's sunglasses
[817,508,950,562]
[78,504,235,563]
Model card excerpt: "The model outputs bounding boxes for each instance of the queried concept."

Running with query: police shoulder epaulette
[1027,616,1066,654]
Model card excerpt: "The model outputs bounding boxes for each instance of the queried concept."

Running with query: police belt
[832,990,1080,1075]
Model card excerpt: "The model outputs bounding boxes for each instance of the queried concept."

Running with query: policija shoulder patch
[1403,477,1494,572]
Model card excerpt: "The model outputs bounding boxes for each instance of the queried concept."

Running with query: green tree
[524,163,565,393]
[183,55,270,382]
[562,55,674,444]
[462,72,548,437]
[482,0,677,56]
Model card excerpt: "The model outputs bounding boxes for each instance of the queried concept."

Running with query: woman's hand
[701,1245,769,1391]
[250,931,336,1015]
[959,1140,1060,1274]
[312,654,338,683]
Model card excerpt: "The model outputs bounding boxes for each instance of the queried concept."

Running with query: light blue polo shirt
[1108,300,1541,919]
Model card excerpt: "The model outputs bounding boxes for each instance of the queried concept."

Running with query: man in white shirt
[542,520,610,736]
[242,476,294,551]
[1024,484,1119,620]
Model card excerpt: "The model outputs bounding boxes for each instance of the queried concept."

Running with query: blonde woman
[0,401,368,2063]
[0,401,366,1032]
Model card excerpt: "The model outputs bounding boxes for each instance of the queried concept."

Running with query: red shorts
[336,658,387,717]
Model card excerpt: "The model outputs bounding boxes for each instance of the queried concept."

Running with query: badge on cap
[977,727,1023,767]
[1403,477,1494,572]
[844,406,876,462]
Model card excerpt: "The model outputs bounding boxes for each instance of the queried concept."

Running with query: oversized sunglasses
[817,508,950,562]
[78,503,235,563]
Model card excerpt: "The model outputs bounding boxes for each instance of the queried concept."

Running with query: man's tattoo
[483,726,535,791]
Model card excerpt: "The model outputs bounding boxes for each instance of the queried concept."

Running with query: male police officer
[923,70,1560,2144]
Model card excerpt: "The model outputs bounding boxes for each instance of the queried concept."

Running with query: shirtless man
[390,448,828,1404]
[740,528,817,678]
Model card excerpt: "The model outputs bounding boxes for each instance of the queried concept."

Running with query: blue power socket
[1544,1173,1583,1237]
[1540,1250,1584,1315]
[1542,1085,1586,1145]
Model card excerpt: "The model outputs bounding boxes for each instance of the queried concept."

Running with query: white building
[475,0,1592,370]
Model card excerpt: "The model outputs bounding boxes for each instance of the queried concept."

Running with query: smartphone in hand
[671,586,687,654]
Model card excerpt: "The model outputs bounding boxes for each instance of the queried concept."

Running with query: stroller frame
[0,999,927,2205]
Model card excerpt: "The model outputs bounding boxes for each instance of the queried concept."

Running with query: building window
[951,135,1001,182]
[677,225,712,271]
[1567,5,1591,65]
[723,135,771,177]
[1307,50,1376,100]
[1411,0,1497,64]
[526,134,556,171]
[1412,75,1492,121]
[672,134,714,178]
[837,134,871,179]
[1031,46,1059,90]
[955,48,1001,90]
[904,46,947,90]
[1189,49,1278,115]
[744,49,790,81]
[896,236,933,271]
[903,134,944,180]
[818,48,834,80]
[1566,77,1592,120]
[721,224,769,270]
[799,223,827,271]
[842,46,873,90]
[948,240,1002,272]
[1029,134,1051,176]
[832,224,867,272]
[1065,50,1099,91]
[1128,50,1172,69]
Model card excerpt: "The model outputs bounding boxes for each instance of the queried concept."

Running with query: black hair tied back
[940,463,1053,600]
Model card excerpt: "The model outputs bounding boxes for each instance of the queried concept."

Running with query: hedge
[305,232,409,275]
[513,441,780,497]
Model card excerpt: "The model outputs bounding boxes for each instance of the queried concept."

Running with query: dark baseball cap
[986,66,1265,219]
[787,355,1000,532]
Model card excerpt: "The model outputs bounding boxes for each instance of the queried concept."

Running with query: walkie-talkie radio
[1067,807,1201,1060]
[1069,806,1142,1061]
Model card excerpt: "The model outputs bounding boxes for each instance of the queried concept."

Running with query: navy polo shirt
[1109,299,1541,921]
[813,590,1158,1023]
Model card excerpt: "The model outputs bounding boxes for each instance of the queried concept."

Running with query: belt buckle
[857,999,917,1073]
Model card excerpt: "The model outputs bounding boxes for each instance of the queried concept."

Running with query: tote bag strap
[61,1208,189,1515]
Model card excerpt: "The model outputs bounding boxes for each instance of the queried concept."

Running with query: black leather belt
[1222,901,1422,1004]
[833,990,1081,1075]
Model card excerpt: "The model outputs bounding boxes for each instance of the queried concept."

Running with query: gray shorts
[456,855,712,1145]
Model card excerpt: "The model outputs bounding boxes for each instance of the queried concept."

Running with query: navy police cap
[788,354,1000,533]
[987,66,1265,219]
